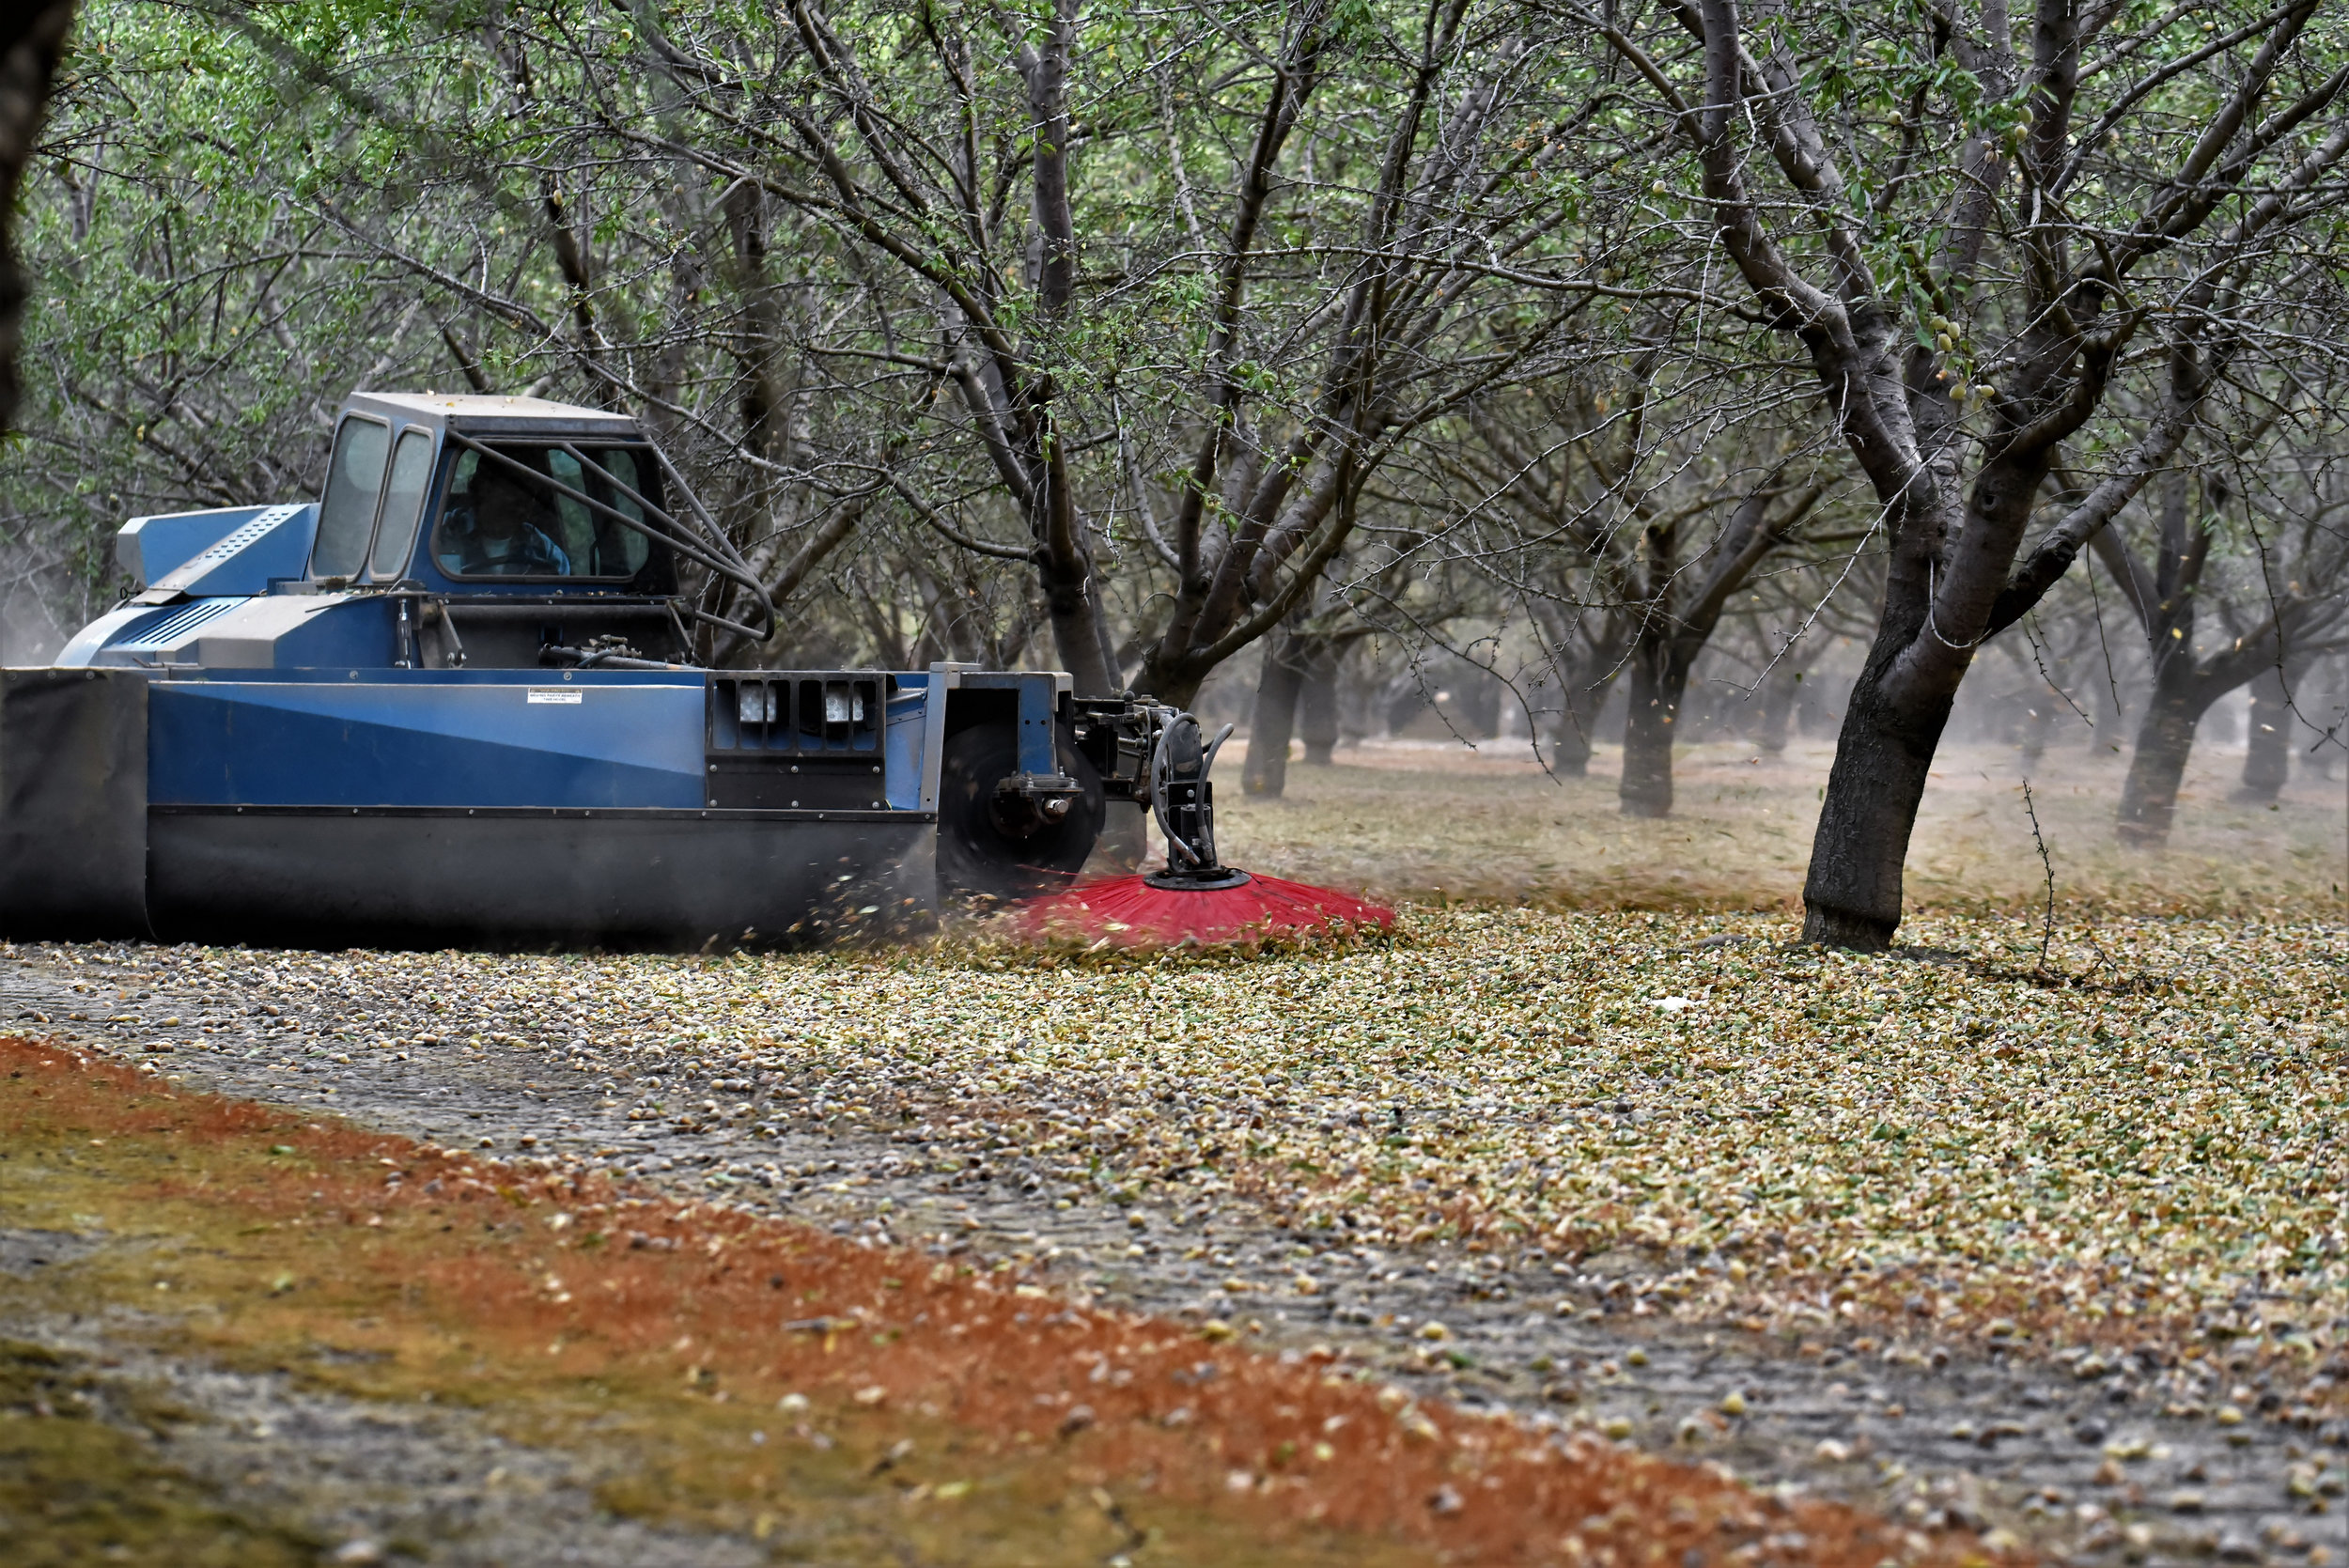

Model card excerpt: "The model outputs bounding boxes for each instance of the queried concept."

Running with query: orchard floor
[2,737,2345,1566]
[1209,735,2347,919]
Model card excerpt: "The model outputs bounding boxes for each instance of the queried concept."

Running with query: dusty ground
[1208,737,2345,918]
[1,1035,1949,1568]
[2,741,2345,1565]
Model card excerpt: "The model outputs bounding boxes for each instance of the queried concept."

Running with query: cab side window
[368,429,436,581]
[312,419,390,580]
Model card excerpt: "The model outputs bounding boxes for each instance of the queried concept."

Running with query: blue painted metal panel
[1017,674,1056,773]
[145,505,319,598]
[117,507,269,588]
[167,666,688,689]
[239,595,397,670]
[74,594,398,671]
[884,679,927,810]
[111,598,245,656]
[63,593,387,671]
[56,604,196,667]
[148,676,705,808]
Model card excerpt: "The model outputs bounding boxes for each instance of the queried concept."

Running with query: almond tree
[2238,658,2310,800]
[659,0,1619,701]
[0,3,75,436]
[1437,367,1844,803]
[1615,468,1826,815]
[194,0,1634,697]
[1450,387,1643,776]
[2095,435,2349,843]
[1590,0,2349,946]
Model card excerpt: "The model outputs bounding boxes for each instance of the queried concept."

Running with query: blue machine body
[5,394,1107,948]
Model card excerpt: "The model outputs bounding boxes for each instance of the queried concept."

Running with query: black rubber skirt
[143,805,937,950]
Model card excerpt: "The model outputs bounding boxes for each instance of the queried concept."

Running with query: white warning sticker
[526,689,583,705]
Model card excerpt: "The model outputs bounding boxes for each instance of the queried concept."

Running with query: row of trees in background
[7,0,2349,945]
[1231,572,2346,800]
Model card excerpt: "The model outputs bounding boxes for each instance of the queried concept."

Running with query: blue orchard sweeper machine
[0,391,1283,948]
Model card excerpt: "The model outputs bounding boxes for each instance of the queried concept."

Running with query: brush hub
[1143,866,1253,892]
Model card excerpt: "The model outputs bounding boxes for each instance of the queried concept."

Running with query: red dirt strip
[0,1034,2010,1567]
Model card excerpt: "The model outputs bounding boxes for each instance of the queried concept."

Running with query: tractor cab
[316,395,673,594]
[303,394,722,670]
[63,393,770,673]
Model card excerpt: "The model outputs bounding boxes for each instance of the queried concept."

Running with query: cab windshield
[433,444,662,581]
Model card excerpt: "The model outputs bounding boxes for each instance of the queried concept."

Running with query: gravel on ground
[3,906,2345,1567]
[0,1311,768,1568]
[0,1039,1951,1568]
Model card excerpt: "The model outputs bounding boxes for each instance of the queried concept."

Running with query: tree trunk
[0,3,75,438]
[2240,663,2294,800]
[1550,720,1593,776]
[1243,637,1304,797]
[1542,667,1610,777]
[1018,0,1115,699]
[2017,696,2057,769]
[1143,661,1209,713]
[2305,658,2341,782]
[2117,689,2210,846]
[1798,660,1956,951]
[1756,664,1802,755]
[1038,552,1114,696]
[1297,640,1340,765]
[1550,711,1593,776]
[1618,641,1690,817]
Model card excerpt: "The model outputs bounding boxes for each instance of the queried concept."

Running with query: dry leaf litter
[11,906,2349,1565]
[21,908,2346,1366]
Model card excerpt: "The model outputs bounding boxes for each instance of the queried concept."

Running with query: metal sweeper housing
[0,392,1213,949]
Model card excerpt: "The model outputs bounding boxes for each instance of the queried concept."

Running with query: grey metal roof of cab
[342,392,642,439]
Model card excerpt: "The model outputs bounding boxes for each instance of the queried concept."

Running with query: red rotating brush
[1013,710,1394,949]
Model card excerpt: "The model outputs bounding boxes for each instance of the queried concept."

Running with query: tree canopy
[9,0,2349,942]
